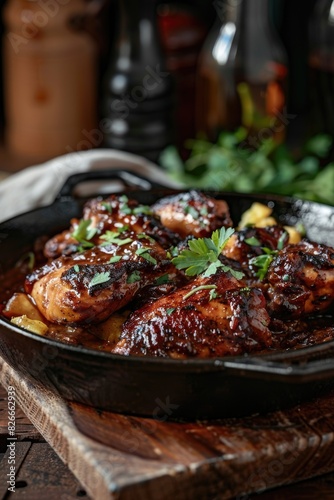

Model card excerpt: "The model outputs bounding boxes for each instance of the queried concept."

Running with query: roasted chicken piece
[222,225,289,276]
[26,231,178,324]
[152,190,233,239]
[113,270,272,358]
[267,240,334,318]
[44,194,179,259]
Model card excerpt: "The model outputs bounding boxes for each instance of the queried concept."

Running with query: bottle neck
[118,0,158,47]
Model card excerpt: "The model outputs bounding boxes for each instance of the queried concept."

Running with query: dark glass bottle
[100,0,174,162]
[196,0,288,144]
[309,0,334,138]
[157,2,211,158]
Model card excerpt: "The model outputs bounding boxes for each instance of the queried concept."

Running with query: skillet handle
[55,169,166,200]
[222,348,334,383]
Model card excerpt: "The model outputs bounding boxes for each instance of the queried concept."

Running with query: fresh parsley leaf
[183,284,217,300]
[101,201,113,213]
[138,233,155,242]
[245,237,261,246]
[221,266,245,280]
[72,219,97,250]
[155,274,170,285]
[166,307,175,315]
[132,205,153,216]
[277,232,287,250]
[73,264,80,272]
[135,247,157,265]
[116,224,129,233]
[127,271,141,283]
[185,205,199,219]
[209,288,220,301]
[211,227,235,251]
[172,227,244,279]
[248,231,288,280]
[108,255,122,264]
[89,271,111,289]
[16,252,35,271]
[100,231,133,247]
[250,254,274,281]
[119,195,153,216]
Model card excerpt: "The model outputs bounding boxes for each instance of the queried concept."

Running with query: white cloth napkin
[0,149,183,223]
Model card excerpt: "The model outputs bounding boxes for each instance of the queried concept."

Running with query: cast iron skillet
[1,170,334,420]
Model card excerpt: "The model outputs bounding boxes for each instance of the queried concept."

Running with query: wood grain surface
[1,356,334,500]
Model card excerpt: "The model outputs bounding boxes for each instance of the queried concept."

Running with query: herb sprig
[88,271,111,289]
[72,219,97,251]
[100,231,133,247]
[172,227,244,279]
[249,232,287,280]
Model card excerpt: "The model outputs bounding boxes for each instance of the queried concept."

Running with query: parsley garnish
[119,195,153,216]
[101,201,113,213]
[73,264,80,272]
[209,288,221,301]
[245,236,261,246]
[135,247,157,265]
[249,231,287,280]
[138,233,155,243]
[183,284,217,300]
[108,255,122,264]
[16,252,35,271]
[185,205,199,219]
[155,274,170,285]
[166,308,175,315]
[172,227,244,279]
[100,231,133,247]
[72,219,97,250]
[132,205,153,216]
[127,271,141,283]
[89,271,111,289]
[116,224,129,233]
[119,195,132,214]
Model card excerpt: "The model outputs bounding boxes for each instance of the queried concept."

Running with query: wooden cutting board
[1,356,334,500]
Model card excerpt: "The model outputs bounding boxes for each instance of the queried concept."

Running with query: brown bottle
[196,0,288,145]
[3,0,98,162]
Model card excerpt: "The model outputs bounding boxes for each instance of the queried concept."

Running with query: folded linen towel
[0,149,182,223]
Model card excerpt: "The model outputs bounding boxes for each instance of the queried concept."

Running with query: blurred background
[0,0,330,186]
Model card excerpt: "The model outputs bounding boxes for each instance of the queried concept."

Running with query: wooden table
[0,360,334,500]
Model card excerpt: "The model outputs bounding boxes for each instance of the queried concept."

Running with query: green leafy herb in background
[159,130,334,205]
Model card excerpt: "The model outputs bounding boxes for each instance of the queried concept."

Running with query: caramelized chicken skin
[27,233,178,324]
[267,241,334,318]
[113,270,272,358]
[222,226,289,272]
[44,194,179,259]
[152,190,232,238]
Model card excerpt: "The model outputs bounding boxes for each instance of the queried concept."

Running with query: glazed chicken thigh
[152,190,232,238]
[267,240,334,318]
[27,232,177,324]
[44,194,179,259]
[113,270,272,358]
